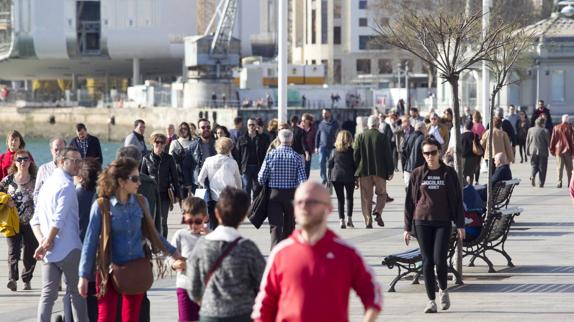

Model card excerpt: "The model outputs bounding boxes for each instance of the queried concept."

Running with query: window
[401,59,414,71]
[321,59,328,78]
[334,1,342,19]
[356,59,371,75]
[359,1,368,9]
[359,35,389,50]
[311,60,316,64]
[334,59,342,84]
[321,0,328,44]
[359,18,368,27]
[311,9,317,44]
[378,59,392,74]
[551,70,565,102]
[333,26,341,44]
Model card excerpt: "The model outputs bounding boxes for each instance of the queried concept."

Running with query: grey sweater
[188,236,265,318]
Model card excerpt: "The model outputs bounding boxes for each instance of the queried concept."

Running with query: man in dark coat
[69,123,103,163]
[353,115,394,228]
[401,122,427,188]
[530,100,553,131]
[234,118,271,199]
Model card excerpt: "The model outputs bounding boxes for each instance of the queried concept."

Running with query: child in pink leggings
[169,197,206,322]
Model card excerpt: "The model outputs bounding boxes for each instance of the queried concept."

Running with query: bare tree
[484,28,535,217]
[372,4,521,279]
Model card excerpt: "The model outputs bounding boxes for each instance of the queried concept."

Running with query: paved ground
[1,159,574,321]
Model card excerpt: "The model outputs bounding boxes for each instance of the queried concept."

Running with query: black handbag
[248,185,270,229]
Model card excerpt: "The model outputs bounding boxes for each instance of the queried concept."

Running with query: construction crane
[185,0,240,80]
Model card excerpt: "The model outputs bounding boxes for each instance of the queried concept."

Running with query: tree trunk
[448,75,464,280]
[486,88,499,217]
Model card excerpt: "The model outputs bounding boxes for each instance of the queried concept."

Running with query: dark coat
[461,131,480,158]
[327,148,355,183]
[491,164,512,186]
[290,125,308,155]
[140,151,180,196]
[502,119,517,146]
[353,128,394,179]
[530,107,553,131]
[401,130,425,173]
[69,135,103,163]
[234,133,270,173]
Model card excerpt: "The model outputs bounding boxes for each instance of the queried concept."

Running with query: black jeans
[268,188,296,249]
[157,192,171,238]
[415,224,451,300]
[332,181,354,219]
[530,154,548,186]
[6,223,38,283]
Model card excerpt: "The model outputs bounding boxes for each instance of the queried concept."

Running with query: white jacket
[197,154,242,200]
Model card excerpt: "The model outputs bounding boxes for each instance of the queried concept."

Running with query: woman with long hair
[0,149,38,291]
[0,130,26,179]
[78,157,183,322]
[472,111,486,183]
[267,119,279,141]
[327,130,356,229]
[169,122,194,199]
[404,138,464,313]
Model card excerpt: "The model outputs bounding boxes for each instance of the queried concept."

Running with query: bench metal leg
[470,252,496,273]
[411,271,421,285]
[388,269,411,293]
[489,247,514,267]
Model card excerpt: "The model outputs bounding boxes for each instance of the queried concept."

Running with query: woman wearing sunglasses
[0,149,38,291]
[141,132,181,238]
[78,157,184,321]
[0,130,26,179]
[403,138,465,314]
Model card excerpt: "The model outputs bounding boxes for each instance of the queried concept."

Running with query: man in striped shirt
[258,129,307,248]
[252,182,382,322]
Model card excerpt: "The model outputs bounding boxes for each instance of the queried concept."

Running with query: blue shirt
[258,145,306,189]
[79,194,176,279]
[30,168,82,263]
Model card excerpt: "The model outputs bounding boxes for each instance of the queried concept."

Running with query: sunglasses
[423,150,439,156]
[247,124,256,127]
[200,126,211,130]
[128,175,140,183]
[15,156,30,163]
[183,217,204,225]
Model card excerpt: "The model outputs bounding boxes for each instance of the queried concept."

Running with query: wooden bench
[382,229,462,292]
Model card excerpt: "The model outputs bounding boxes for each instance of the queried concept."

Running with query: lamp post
[481,0,491,123]
[277,0,288,123]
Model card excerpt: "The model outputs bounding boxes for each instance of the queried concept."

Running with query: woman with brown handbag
[78,157,184,322]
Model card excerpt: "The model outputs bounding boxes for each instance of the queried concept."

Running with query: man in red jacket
[549,114,574,188]
[252,181,382,322]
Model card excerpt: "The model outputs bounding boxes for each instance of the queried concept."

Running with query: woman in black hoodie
[327,130,356,229]
[403,138,465,314]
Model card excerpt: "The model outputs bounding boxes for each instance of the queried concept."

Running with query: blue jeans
[242,164,260,199]
[319,147,332,184]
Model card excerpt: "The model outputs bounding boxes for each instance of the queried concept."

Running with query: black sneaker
[386,195,394,203]
[7,280,16,292]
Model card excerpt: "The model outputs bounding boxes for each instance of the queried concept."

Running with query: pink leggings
[96,277,144,322]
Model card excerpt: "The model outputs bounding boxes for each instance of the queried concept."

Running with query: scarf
[96,193,168,298]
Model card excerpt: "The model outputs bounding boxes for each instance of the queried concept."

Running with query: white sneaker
[439,289,450,310]
[424,300,437,313]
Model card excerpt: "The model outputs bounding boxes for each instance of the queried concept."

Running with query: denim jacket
[79,194,176,279]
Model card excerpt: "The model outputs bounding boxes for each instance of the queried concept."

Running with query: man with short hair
[549,114,574,188]
[34,137,66,203]
[258,129,306,248]
[315,109,339,185]
[402,122,427,187]
[31,147,88,322]
[531,100,553,131]
[234,118,270,199]
[497,108,517,149]
[69,123,103,163]
[409,107,424,126]
[124,119,148,155]
[354,115,394,228]
[527,117,550,188]
[186,119,216,191]
[300,113,316,178]
[229,116,245,143]
[289,115,308,157]
[252,181,382,322]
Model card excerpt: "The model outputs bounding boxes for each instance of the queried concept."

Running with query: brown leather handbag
[99,198,154,295]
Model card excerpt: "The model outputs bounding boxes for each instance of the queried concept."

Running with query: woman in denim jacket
[78,157,184,322]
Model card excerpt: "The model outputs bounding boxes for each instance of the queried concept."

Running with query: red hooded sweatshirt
[0,149,16,179]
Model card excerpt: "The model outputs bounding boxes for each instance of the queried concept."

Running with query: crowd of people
[0,99,572,321]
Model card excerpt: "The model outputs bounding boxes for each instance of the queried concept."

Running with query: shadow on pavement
[451,283,574,293]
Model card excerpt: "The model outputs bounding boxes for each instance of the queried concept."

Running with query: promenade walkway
[0,159,573,321]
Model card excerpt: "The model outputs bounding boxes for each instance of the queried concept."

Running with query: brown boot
[373,211,385,227]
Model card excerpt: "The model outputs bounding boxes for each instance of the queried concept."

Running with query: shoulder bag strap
[204,237,242,288]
